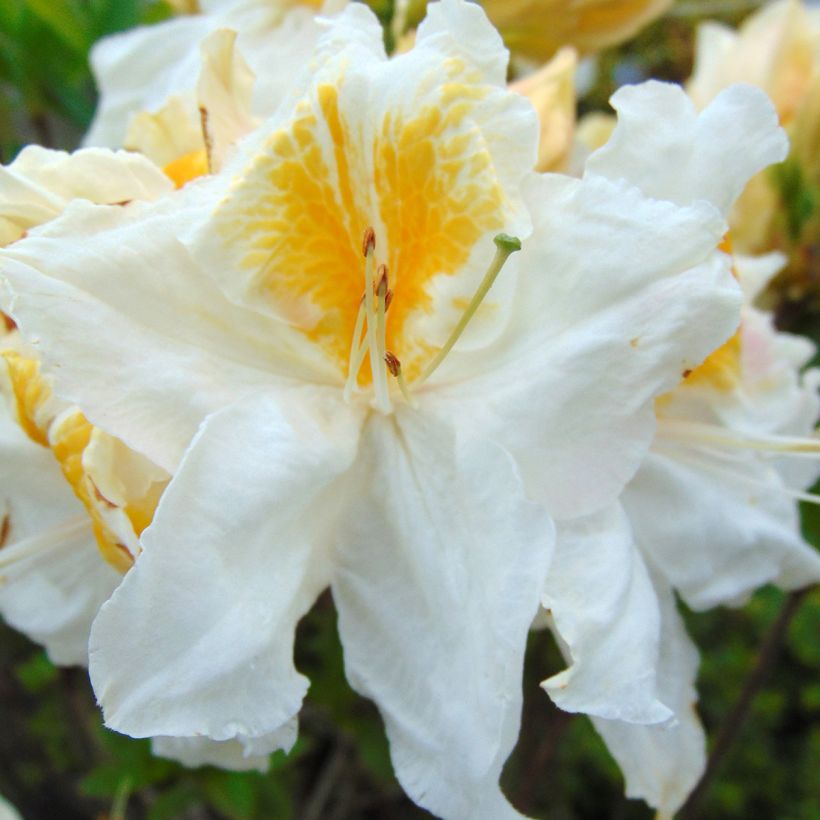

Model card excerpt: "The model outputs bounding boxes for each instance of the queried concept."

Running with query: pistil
[417,233,521,384]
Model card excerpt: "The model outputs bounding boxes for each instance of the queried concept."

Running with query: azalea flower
[126,28,257,184]
[0,110,174,662]
[0,40,289,771]
[686,0,820,309]
[537,82,816,817]
[85,0,341,148]
[0,1,781,815]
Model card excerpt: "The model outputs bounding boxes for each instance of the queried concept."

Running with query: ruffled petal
[86,2,327,148]
[593,575,705,816]
[89,391,361,745]
[151,718,297,772]
[586,82,788,216]
[430,171,740,519]
[0,145,171,245]
[333,410,554,820]
[0,401,119,665]
[0,192,337,472]
[623,446,820,610]
[542,504,670,724]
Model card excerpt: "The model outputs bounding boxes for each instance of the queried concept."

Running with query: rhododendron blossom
[0,1,792,817]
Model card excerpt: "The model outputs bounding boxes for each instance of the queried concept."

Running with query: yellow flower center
[213,66,509,392]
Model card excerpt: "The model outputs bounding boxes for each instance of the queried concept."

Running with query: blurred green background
[1,0,819,817]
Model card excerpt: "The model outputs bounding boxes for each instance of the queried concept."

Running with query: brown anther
[385,289,394,311]
[2,312,16,332]
[0,513,10,549]
[362,227,376,257]
[376,264,389,292]
[384,351,401,377]
[682,369,693,379]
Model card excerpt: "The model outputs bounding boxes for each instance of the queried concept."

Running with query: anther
[362,227,376,257]
[376,264,389,292]
[385,351,415,406]
[385,351,400,377]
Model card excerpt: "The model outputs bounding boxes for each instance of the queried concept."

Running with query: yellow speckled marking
[214,73,505,382]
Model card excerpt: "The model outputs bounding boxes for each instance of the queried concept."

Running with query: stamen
[659,420,820,457]
[361,228,391,413]
[664,445,820,506]
[344,295,367,401]
[373,264,392,412]
[385,351,415,406]
[417,233,522,384]
[0,516,88,573]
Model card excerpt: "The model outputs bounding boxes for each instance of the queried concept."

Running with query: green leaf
[24,0,91,54]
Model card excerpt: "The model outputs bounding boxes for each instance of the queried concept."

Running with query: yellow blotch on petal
[215,70,506,382]
[220,89,365,371]
[163,148,210,189]
[376,85,505,379]
[0,351,163,573]
[1,351,51,446]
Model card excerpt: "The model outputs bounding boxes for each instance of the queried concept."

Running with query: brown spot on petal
[629,337,639,348]
[682,369,693,379]
[89,477,117,509]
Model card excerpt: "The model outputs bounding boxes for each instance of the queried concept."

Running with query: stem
[679,587,811,820]
[418,233,521,384]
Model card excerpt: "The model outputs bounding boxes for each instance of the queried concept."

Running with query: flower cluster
[1,1,818,818]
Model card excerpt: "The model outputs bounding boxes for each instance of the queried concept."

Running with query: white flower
[85,0,343,148]
[0,145,266,771]
[0,2,767,815]
[0,146,170,664]
[538,81,815,818]
[125,27,257,181]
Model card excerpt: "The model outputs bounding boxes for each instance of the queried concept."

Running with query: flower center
[208,72,513,386]
[342,228,520,413]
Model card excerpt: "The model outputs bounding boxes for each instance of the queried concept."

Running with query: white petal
[0,402,119,665]
[333,410,554,820]
[593,576,705,816]
[89,391,361,745]
[0,793,21,820]
[85,3,326,148]
[623,446,820,610]
[0,145,171,244]
[151,718,296,772]
[0,193,334,471]
[417,0,510,87]
[197,29,256,172]
[430,172,740,519]
[0,517,119,666]
[586,81,788,216]
[543,504,670,724]
[85,15,215,147]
